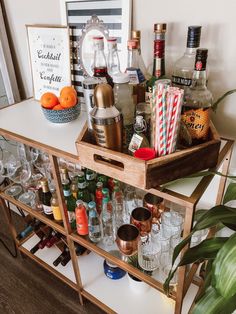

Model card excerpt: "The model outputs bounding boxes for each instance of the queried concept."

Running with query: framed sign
[26,25,72,100]
[60,0,132,106]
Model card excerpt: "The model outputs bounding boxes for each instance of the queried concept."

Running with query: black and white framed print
[60,0,132,104]
[26,25,71,100]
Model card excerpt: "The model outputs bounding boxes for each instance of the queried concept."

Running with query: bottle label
[43,205,53,215]
[126,68,145,84]
[78,182,87,189]
[68,210,76,223]
[86,173,96,180]
[51,206,62,221]
[181,108,210,140]
[172,75,192,87]
[63,190,71,197]
[128,134,143,153]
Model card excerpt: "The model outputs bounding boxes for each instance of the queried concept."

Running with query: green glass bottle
[86,169,97,199]
[77,171,92,206]
[96,174,109,188]
[145,23,167,103]
[62,179,76,229]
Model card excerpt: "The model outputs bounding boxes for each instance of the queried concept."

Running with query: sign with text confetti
[27,25,71,100]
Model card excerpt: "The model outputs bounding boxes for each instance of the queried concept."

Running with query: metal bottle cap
[94,83,114,108]
[132,30,141,40]
[154,23,167,33]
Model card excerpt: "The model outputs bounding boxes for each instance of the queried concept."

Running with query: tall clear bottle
[62,179,76,229]
[107,37,120,77]
[172,26,201,90]
[113,72,135,152]
[88,201,102,243]
[131,30,149,80]
[126,39,146,104]
[101,190,114,248]
[182,49,212,146]
[146,23,167,103]
[93,36,113,87]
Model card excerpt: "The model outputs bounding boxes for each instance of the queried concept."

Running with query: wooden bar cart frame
[0,120,234,314]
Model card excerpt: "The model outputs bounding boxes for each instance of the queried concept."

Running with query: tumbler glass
[138,234,161,271]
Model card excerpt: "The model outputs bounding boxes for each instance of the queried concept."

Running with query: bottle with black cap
[172,26,202,90]
[182,48,212,146]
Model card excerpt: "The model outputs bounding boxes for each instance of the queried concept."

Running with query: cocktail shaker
[90,83,122,152]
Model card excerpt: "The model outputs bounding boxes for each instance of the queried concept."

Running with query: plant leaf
[196,260,213,302]
[223,182,236,205]
[223,223,236,231]
[193,205,236,231]
[212,233,236,298]
[194,209,208,221]
[179,238,228,266]
[191,286,236,314]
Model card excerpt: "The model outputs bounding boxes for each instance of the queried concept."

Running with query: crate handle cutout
[93,154,124,171]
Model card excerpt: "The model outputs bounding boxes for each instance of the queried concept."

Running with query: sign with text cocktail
[26,25,71,100]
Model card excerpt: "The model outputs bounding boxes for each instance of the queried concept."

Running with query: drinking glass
[116,224,140,260]
[138,234,161,271]
[130,207,152,237]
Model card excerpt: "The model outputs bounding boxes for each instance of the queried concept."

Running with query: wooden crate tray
[76,121,221,189]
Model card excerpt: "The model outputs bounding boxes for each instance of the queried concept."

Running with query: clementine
[53,104,64,110]
[59,93,77,109]
[40,92,59,109]
[60,86,77,98]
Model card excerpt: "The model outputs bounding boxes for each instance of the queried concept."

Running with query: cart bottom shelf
[20,234,77,290]
[77,252,199,314]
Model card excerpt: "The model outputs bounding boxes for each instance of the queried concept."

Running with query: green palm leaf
[212,233,236,298]
[191,286,236,314]
[223,182,236,205]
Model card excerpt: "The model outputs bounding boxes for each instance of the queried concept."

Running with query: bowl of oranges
[40,86,80,123]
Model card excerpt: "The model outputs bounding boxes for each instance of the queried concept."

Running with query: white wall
[3,0,236,171]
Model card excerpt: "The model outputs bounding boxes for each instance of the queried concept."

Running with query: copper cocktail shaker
[90,83,122,152]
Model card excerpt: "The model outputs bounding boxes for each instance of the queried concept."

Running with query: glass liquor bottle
[93,36,113,87]
[128,115,150,154]
[62,179,76,229]
[182,49,212,146]
[50,188,62,223]
[60,167,71,185]
[86,169,96,198]
[172,26,201,90]
[126,39,146,104]
[113,72,135,152]
[146,23,167,103]
[107,37,120,77]
[77,171,91,206]
[88,201,102,243]
[40,178,53,219]
[95,181,103,215]
[131,30,149,80]
[70,175,78,200]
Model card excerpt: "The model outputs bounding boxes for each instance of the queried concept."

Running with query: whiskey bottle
[145,23,167,103]
[126,39,146,104]
[172,26,201,90]
[182,49,212,146]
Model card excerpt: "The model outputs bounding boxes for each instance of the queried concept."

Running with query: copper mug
[130,207,152,236]
[116,224,140,257]
[143,193,164,224]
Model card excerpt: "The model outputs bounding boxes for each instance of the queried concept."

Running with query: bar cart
[0,98,234,314]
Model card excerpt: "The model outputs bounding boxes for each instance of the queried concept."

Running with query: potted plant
[164,181,236,314]
[127,254,152,293]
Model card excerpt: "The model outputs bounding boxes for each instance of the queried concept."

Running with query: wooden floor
[0,206,105,314]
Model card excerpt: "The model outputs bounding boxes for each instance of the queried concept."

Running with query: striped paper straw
[166,91,179,154]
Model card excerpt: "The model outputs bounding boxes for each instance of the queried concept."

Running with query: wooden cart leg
[175,203,195,314]
[0,196,18,241]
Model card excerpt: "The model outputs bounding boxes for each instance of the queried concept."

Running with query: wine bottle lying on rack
[16,219,45,240]
[53,243,87,267]
[53,246,70,267]
[30,231,47,254]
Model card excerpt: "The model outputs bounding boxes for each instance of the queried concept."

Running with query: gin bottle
[172,26,201,90]
[182,49,212,146]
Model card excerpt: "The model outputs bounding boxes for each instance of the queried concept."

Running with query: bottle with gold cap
[60,167,71,185]
[126,39,146,104]
[40,178,53,219]
[145,23,167,103]
[90,83,122,152]
[131,30,149,80]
